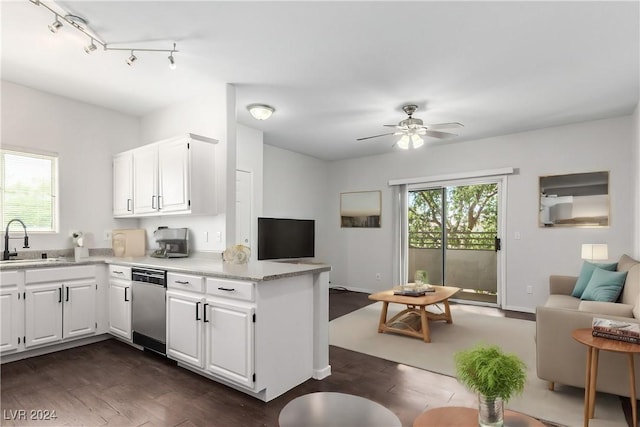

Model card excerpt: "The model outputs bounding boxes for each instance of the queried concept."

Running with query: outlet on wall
[103,230,112,241]
[526,285,533,294]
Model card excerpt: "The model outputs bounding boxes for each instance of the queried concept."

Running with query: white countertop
[0,254,331,282]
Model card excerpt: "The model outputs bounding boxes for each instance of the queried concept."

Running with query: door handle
[151,195,156,209]
[58,287,62,303]
[158,195,162,210]
[126,198,132,212]
[218,287,235,292]
[65,286,69,302]
[196,301,201,321]
[124,287,129,302]
[203,303,209,323]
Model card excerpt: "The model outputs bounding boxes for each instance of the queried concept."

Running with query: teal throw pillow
[571,261,618,298]
[580,268,628,302]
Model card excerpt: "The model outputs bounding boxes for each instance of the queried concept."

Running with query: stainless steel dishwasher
[131,266,167,355]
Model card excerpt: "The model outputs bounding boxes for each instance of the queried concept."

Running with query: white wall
[237,124,264,251]
[263,145,330,262]
[633,102,640,259]
[138,82,233,253]
[323,115,636,311]
[0,81,140,251]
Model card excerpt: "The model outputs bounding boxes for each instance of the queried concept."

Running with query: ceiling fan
[357,104,463,149]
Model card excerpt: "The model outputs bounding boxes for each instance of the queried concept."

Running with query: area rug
[329,302,627,427]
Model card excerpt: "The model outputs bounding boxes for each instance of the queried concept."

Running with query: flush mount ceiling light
[30,0,178,69]
[247,104,275,120]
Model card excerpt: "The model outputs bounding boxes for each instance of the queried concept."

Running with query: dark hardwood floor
[0,289,629,427]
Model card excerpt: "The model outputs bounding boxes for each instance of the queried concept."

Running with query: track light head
[48,15,63,33]
[126,51,137,66]
[168,54,176,70]
[84,39,97,54]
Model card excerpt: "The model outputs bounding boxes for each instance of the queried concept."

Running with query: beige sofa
[536,254,640,397]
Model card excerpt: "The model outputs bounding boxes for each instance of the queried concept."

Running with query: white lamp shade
[581,244,608,261]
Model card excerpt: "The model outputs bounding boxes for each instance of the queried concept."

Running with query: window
[0,148,58,232]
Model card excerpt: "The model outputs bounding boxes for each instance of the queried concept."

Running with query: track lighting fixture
[126,51,137,66]
[31,1,178,69]
[84,39,97,54]
[48,15,63,33]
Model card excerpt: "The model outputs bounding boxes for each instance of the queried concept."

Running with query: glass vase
[478,394,504,427]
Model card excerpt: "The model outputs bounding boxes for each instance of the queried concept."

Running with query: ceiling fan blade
[383,124,406,129]
[424,130,458,139]
[356,132,396,141]
[425,122,464,130]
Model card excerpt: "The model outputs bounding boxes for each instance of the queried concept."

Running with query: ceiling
[2,1,638,161]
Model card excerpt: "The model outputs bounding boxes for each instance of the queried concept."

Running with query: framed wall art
[340,190,381,228]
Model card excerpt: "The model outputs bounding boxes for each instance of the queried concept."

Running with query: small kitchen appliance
[151,227,189,258]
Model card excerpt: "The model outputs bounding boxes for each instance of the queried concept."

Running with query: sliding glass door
[408,181,501,306]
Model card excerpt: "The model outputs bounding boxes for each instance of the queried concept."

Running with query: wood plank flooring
[0,289,627,427]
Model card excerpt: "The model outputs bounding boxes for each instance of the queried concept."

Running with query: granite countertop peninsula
[0,251,330,282]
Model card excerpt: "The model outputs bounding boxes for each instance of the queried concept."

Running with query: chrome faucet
[3,219,29,261]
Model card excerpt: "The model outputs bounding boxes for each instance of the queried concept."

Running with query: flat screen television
[257,217,315,260]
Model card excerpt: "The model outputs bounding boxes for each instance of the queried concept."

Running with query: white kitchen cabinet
[204,299,255,388]
[108,265,132,340]
[0,271,24,353]
[24,266,97,348]
[122,133,218,217]
[113,151,134,217]
[132,144,158,214]
[167,290,205,368]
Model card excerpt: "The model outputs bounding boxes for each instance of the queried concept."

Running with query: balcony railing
[409,231,496,251]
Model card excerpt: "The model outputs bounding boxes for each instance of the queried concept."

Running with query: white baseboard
[313,365,332,380]
[0,334,111,364]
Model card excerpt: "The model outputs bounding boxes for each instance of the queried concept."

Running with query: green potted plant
[454,344,527,427]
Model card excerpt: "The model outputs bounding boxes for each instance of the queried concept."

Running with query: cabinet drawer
[109,265,132,281]
[168,272,204,293]
[206,278,254,301]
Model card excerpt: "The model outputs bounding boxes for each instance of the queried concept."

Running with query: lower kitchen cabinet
[205,300,255,388]
[24,266,97,348]
[166,290,205,368]
[108,265,132,340]
[0,271,23,353]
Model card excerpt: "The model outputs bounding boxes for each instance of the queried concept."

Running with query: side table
[572,328,640,427]
[412,406,545,426]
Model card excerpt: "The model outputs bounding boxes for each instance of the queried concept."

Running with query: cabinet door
[133,145,158,214]
[109,279,131,340]
[25,283,63,348]
[205,300,254,388]
[63,279,96,339]
[158,139,190,213]
[113,152,134,217]
[0,289,21,352]
[167,291,204,368]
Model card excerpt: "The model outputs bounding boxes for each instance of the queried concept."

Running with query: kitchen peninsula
[0,255,331,402]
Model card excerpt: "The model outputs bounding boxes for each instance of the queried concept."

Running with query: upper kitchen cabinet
[113,152,134,217]
[113,134,219,217]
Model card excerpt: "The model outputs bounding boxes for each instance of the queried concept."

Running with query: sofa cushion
[579,301,634,318]
[618,255,640,306]
[580,268,627,302]
[545,294,581,310]
[571,261,618,298]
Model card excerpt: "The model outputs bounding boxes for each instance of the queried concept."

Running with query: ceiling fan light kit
[247,104,275,120]
[30,0,178,69]
[357,104,463,150]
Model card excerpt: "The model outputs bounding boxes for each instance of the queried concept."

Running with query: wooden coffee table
[413,406,545,427]
[368,285,460,343]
